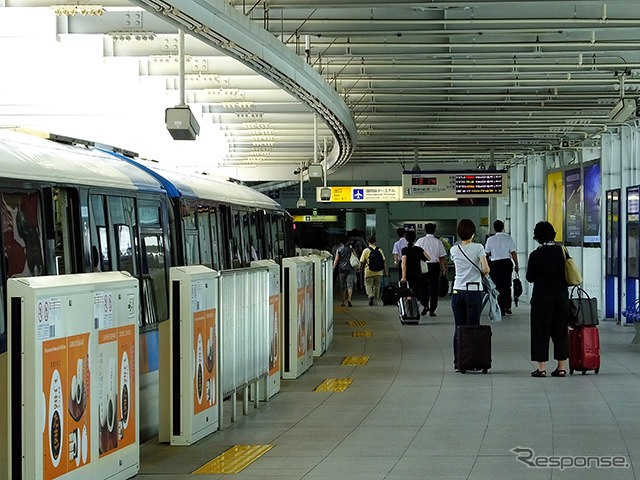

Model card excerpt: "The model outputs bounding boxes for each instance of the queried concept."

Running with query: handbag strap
[457,244,483,275]
[570,285,590,299]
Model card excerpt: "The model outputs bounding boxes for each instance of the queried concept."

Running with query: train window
[141,234,167,324]
[91,195,110,271]
[52,188,79,275]
[139,205,160,227]
[209,208,221,270]
[249,212,259,260]
[97,226,109,271]
[241,210,251,265]
[115,224,134,274]
[197,207,212,268]
[231,210,242,267]
[1,191,45,277]
[185,233,199,266]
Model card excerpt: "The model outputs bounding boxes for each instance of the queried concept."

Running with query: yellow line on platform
[342,355,370,366]
[193,444,274,474]
[315,378,354,392]
[352,331,373,337]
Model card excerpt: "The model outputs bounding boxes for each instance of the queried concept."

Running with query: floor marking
[315,378,354,392]
[342,355,370,366]
[334,307,348,312]
[348,320,368,326]
[193,444,274,474]
[352,331,373,337]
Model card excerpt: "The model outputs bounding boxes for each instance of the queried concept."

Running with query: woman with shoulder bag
[449,219,490,371]
[526,221,569,378]
[333,236,356,307]
[400,230,430,313]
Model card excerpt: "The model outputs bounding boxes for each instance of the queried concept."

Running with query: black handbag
[568,286,599,326]
[438,274,449,298]
[512,274,523,306]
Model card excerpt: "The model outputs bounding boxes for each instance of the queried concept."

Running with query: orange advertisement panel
[193,309,216,414]
[268,295,280,376]
[297,287,306,358]
[98,328,119,457]
[66,333,90,473]
[547,171,564,242]
[42,338,67,480]
[117,325,136,450]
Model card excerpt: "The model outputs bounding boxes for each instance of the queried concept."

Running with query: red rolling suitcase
[568,325,600,375]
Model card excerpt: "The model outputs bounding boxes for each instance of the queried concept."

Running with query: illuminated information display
[455,173,504,195]
[402,170,507,199]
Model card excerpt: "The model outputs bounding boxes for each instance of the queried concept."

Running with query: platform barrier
[281,257,314,379]
[5,272,139,480]
[218,267,270,424]
[167,266,219,445]
[251,260,282,400]
[302,251,334,356]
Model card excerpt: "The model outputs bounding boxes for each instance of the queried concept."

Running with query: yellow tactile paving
[348,320,368,326]
[352,331,373,337]
[193,445,274,474]
[315,378,354,392]
[342,355,370,366]
[334,307,348,312]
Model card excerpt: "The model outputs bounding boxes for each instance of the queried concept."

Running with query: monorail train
[0,129,294,440]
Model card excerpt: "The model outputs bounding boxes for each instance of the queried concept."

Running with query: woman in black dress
[526,221,569,377]
[400,230,430,314]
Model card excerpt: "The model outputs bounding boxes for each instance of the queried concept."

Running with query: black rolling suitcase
[397,284,420,324]
[456,325,492,373]
[382,284,399,306]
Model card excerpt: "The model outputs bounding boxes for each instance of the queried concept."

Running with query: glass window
[141,234,168,324]
[1,191,45,277]
[231,210,242,267]
[210,209,220,270]
[197,207,212,268]
[115,224,134,274]
[139,205,160,227]
[185,233,199,266]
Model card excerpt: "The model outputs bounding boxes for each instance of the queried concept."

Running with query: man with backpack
[359,235,389,305]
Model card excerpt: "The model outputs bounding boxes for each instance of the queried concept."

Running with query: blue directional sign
[353,188,364,200]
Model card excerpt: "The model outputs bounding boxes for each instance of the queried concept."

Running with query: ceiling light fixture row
[51,5,104,16]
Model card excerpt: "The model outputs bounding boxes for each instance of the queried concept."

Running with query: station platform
[135,294,640,480]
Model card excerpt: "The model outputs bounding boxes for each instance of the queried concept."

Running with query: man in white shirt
[484,220,519,315]
[415,223,447,316]
[392,228,408,281]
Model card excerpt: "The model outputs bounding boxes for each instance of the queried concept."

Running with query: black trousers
[530,290,569,362]
[489,258,514,312]
[424,263,441,313]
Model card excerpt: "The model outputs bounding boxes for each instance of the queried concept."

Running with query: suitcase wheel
[570,369,574,375]
[460,369,466,374]
[595,368,599,374]
[482,369,488,374]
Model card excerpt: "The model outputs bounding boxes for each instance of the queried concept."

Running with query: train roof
[0,129,165,193]
[0,130,287,214]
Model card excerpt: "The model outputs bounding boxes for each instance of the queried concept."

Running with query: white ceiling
[2,1,640,183]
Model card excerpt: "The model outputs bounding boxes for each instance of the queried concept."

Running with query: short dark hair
[397,227,406,237]
[533,221,556,244]
[405,230,416,245]
[367,235,376,244]
[493,220,504,232]
[425,223,436,234]
[457,219,476,241]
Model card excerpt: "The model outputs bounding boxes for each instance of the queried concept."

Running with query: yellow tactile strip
[315,378,354,392]
[342,355,370,366]
[334,307,348,312]
[348,320,368,326]
[352,331,373,337]
[193,445,274,474]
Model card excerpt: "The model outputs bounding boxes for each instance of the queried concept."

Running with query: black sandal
[531,369,546,378]
[550,369,566,377]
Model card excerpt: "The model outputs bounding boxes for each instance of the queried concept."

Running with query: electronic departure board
[402,170,507,199]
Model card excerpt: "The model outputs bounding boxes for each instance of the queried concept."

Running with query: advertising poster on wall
[117,325,136,450]
[583,162,602,245]
[98,328,119,457]
[66,333,90,473]
[297,284,306,359]
[564,168,582,245]
[546,171,564,243]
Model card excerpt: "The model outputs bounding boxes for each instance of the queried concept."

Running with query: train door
[218,204,233,269]
[139,200,169,327]
[196,205,212,268]
[230,207,243,267]
[209,206,222,270]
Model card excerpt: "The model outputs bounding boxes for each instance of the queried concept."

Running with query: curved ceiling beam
[129,0,358,172]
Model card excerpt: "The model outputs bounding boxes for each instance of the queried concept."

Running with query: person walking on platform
[450,219,490,371]
[360,235,389,305]
[333,236,356,307]
[485,220,519,315]
[400,230,431,312]
[392,227,408,281]
[415,223,447,316]
[526,221,569,378]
